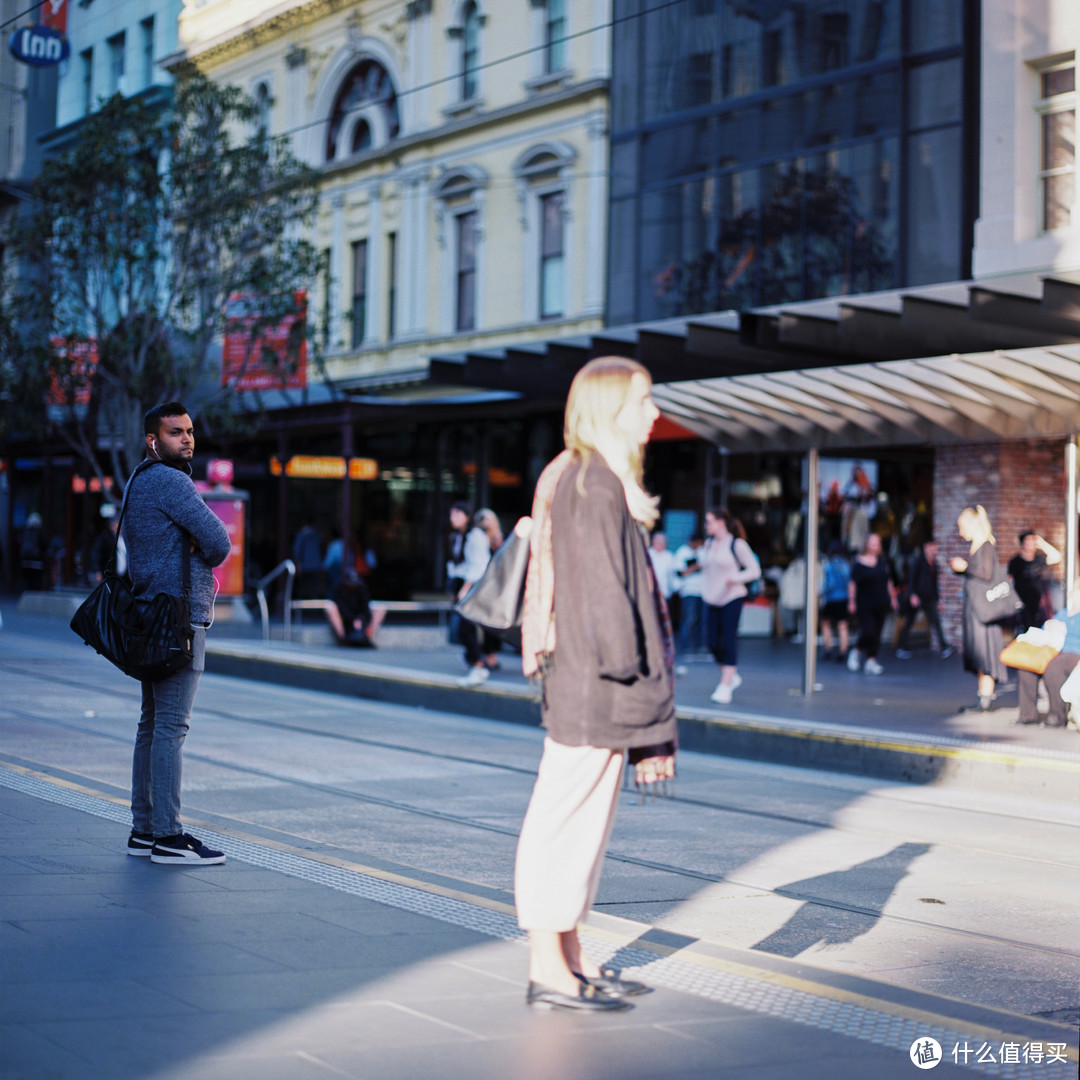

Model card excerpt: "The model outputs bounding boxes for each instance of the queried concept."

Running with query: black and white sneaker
[127,830,154,857]
[150,833,226,866]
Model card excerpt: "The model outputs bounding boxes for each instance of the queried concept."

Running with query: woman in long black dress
[950,505,1008,710]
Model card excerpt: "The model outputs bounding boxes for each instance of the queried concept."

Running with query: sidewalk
[2,767,1076,1080]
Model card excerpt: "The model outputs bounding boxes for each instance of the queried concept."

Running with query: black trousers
[459,616,499,666]
[856,605,889,659]
[897,595,949,651]
[1018,652,1079,726]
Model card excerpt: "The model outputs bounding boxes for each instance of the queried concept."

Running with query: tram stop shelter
[433,273,1080,697]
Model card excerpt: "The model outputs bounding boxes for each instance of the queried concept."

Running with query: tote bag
[969,577,1023,625]
[455,519,531,649]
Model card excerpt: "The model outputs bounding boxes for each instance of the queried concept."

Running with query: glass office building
[607,0,977,324]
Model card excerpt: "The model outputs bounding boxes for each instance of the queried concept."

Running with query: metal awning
[428,273,1080,404]
[652,344,1080,452]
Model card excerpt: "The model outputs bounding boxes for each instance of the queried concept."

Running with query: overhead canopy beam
[652,345,1080,454]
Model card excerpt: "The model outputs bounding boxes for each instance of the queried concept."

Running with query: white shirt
[447,526,490,586]
[648,547,679,599]
[673,543,704,598]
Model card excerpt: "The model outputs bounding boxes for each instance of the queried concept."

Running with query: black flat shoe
[526,980,632,1012]
[1014,716,1043,726]
[574,969,651,998]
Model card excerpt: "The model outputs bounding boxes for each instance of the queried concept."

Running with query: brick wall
[934,439,1070,644]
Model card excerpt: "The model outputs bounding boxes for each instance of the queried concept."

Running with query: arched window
[325,59,400,162]
[513,142,576,323]
[461,1,480,100]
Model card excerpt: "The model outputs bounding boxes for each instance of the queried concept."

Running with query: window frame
[538,190,566,319]
[544,0,567,75]
[454,210,478,332]
[1035,57,1076,234]
[461,1,480,101]
[140,17,155,90]
[106,31,125,96]
[351,239,369,349]
[434,166,487,333]
[80,47,93,115]
[386,231,398,340]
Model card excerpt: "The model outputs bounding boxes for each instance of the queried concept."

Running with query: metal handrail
[255,559,296,642]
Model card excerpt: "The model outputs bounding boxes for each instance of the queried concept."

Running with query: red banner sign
[222,291,307,391]
[41,0,68,33]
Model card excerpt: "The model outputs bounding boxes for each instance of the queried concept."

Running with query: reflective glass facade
[607,0,976,324]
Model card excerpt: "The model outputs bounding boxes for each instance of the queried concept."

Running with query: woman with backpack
[701,508,762,704]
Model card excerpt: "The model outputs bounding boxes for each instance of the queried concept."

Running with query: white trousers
[514,738,626,932]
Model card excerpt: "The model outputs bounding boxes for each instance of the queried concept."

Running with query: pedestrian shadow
[749,841,931,958]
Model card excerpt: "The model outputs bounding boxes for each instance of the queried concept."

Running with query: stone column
[582,111,608,318]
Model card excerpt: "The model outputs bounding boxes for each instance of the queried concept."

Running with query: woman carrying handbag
[950,505,1010,711]
[514,357,676,1012]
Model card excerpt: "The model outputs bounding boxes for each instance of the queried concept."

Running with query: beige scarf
[521,450,573,678]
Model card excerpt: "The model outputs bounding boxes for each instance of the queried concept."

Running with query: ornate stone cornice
[174,0,358,70]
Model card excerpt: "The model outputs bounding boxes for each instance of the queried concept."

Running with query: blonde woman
[475,508,504,553]
[950,505,1008,711]
[515,357,676,1012]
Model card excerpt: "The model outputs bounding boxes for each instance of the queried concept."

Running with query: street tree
[0,72,323,492]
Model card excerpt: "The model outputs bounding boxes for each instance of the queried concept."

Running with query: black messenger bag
[70,461,195,681]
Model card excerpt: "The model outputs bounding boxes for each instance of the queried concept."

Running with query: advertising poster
[205,494,246,598]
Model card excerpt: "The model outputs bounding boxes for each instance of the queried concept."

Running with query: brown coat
[541,456,676,749]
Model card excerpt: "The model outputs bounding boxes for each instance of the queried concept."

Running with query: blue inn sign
[9,24,69,67]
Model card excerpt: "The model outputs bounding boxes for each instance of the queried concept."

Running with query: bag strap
[729,535,746,573]
[110,459,191,596]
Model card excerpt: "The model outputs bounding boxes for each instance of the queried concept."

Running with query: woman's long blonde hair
[958,505,995,553]
[564,356,660,529]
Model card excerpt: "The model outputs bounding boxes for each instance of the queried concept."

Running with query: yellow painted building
[172,0,612,392]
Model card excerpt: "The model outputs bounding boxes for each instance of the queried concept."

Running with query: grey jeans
[131,626,206,838]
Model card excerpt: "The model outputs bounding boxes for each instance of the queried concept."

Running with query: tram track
[5,659,1077,838]
[5,686,1080,965]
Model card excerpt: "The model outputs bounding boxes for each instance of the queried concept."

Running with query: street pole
[1066,435,1078,594]
[803,447,819,696]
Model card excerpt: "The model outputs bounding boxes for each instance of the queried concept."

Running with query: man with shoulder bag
[125,402,231,865]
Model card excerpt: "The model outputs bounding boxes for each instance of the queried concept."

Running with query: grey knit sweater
[122,460,231,624]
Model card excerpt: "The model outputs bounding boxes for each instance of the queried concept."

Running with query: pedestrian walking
[847,533,897,675]
[673,533,706,655]
[819,540,851,662]
[292,519,323,599]
[515,356,675,1012]
[701,508,761,704]
[19,512,47,591]
[125,402,231,865]
[950,505,1009,711]
[447,503,498,685]
[895,538,954,658]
